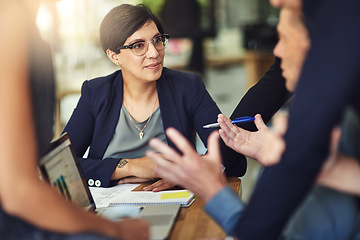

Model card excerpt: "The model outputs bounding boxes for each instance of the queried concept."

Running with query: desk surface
[168,177,241,240]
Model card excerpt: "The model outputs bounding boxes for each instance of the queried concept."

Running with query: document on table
[89,184,195,208]
[89,184,139,208]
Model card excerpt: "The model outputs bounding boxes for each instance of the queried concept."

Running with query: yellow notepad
[161,191,190,200]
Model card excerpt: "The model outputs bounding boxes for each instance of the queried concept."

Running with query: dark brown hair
[99,4,165,53]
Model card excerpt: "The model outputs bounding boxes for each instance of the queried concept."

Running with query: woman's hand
[118,176,154,184]
[127,156,159,178]
[112,155,160,180]
[142,179,177,192]
[118,177,177,191]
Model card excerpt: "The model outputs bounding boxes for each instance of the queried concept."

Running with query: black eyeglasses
[115,34,170,56]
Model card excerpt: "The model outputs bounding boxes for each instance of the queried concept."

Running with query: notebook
[38,133,180,240]
[91,185,195,207]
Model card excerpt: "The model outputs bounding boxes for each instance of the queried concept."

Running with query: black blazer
[63,67,245,187]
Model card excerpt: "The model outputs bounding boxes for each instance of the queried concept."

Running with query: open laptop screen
[39,133,95,211]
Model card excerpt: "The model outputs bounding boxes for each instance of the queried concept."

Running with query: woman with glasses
[62,4,228,191]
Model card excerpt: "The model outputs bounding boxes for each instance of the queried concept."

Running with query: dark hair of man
[99,4,165,53]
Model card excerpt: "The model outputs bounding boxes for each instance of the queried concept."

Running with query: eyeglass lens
[132,35,168,56]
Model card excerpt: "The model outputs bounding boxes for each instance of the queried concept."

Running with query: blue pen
[203,116,255,128]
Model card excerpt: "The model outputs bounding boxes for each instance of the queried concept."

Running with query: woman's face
[115,20,165,83]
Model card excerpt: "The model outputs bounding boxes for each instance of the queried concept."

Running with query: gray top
[103,105,167,159]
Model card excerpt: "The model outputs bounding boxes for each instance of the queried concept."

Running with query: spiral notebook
[108,188,195,207]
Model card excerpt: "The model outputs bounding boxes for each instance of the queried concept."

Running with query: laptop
[39,133,180,240]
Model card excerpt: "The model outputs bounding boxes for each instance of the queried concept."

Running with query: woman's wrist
[112,159,131,180]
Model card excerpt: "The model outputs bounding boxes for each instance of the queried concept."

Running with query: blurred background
[36,0,279,202]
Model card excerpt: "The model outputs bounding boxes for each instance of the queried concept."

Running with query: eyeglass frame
[115,34,170,56]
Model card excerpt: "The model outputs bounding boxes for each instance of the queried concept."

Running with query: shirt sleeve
[204,186,245,235]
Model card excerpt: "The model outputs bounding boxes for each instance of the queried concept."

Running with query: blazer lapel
[157,72,183,150]
[95,73,124,158]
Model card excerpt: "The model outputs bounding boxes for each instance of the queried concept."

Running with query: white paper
[89,183,139,208]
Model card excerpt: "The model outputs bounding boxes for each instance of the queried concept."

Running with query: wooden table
[168,178,242,240]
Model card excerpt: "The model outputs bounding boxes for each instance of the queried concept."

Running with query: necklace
[124,95,158,140]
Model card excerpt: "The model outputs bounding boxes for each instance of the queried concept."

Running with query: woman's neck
[123,81,157,103]
[122,80,158,122]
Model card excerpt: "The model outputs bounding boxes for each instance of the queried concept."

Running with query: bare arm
[317,154,360,196]
[0,2,149,239]
[111,156,158,180]
[113,156,177,191]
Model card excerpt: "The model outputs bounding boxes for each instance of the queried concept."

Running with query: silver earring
[116,62,119,65]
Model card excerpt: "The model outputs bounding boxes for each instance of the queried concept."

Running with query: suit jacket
[223,57,291,177]
[63,67,245,187]
[234,0,360,239]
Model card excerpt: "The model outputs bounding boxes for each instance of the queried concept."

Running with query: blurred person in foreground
[146,1,360,239]
[223,0,360,238]
[0,1,149,239]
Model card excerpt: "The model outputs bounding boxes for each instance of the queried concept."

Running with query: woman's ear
[106,49,119,65]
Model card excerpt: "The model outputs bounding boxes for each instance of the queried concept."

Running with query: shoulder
[79,70,122,109]
[82,70,121,91]
[83,70,121,89]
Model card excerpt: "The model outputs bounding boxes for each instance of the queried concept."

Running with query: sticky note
[161,191,190,199]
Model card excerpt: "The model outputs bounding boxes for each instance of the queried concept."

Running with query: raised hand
[146,128,227,202]
[218,114,268,161]
[255,112,287,166]
[218,112,287,166]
